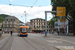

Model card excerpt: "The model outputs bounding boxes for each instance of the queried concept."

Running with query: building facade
[0,22,2,30]
[30,18,53,33]
[25,22,32,33]
[47,21,54,32]
[2,16,19,33]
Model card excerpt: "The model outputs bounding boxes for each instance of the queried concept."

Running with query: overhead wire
[9,0,38,13]
[9,0,11,15]
[28,0,38,13]
[9,4,31,7]
[9,0,38,18]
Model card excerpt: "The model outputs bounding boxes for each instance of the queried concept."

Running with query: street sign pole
[64,20,65,35]
[63,17,65,35]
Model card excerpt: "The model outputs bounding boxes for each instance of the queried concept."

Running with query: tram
[19,26,28,37]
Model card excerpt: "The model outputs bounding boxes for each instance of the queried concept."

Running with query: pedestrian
[51,30,54,34]
[49,31,51,34]
[10,31,12,36]
[57,31,59,35]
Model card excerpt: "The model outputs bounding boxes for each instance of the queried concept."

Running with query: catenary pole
[45,11,56,37]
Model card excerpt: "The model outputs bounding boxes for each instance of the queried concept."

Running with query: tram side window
[21,28,27,33]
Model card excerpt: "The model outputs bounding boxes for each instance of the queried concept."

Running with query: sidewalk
[55,46,75,50]
[47,33,75,50]
[0,33,10,40]
[50,32,74,36]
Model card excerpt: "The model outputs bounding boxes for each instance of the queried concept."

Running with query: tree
[49,16,59,27]
[51,0,75,35]
[0,14,10,22]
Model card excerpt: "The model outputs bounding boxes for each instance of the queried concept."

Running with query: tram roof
[20,26,28,28]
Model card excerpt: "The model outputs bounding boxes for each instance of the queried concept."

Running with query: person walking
[10,31,12,36]
[57,31,59,35]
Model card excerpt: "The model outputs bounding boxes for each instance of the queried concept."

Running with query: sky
[0,0,53,23]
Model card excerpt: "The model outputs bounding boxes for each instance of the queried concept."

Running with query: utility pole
[45,11,47,37]
[9,4,12,15]
[24,11,26,26]
[45,11,56,37]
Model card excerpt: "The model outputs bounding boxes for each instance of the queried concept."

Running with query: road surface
[0,33,75,50]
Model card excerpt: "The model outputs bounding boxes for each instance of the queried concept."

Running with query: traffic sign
[63,19,66,22]
[57,7,66,16]
[60,17,66,22]
[60,18,63,22]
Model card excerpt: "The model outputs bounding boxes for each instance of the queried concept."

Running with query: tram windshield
[21,28,27,33]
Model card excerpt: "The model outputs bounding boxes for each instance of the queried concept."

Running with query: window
[8,22,10,24]
[38,23,39,25]
[47,26,48,28]
[35,23,36,25]
[12,25,14,27]
[8,25,10,27]
[40,20,41,22]
[7,28,9,31]
[39,23,40,25]
[38,20,39,21]
[34,26,35,28]
[39,26,40,28]
[5,25,7,27]
[51,26,52,28]
[5,22,7,24]
[3,25,5,27]
[49,26,50,28]
[7,19,8,21]
[21,28,27,33]
[14,19,15,21]
[33,20,34,21]
[12,22,14,24]
[4,19,5,21]
[11,19,12,21]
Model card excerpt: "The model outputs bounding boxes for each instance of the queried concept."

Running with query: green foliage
[51,0,75,20]
[51,0,75,33]
[49,16,59,26]
[0,14,10,22]
[0,16,4,22]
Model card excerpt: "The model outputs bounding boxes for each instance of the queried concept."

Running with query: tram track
[0,35,14,50]
[11,36,14,50]
[0,36,10,49]
[22,37,36,50]
[23,37,48,50]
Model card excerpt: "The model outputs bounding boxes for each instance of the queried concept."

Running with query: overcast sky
[0,0,53,23]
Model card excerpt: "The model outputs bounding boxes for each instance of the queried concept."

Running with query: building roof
[19,21,24,23]
[5,16,18,19]
[30,18,45,20]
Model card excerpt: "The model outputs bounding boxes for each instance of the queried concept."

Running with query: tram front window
[21,28,27,33]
